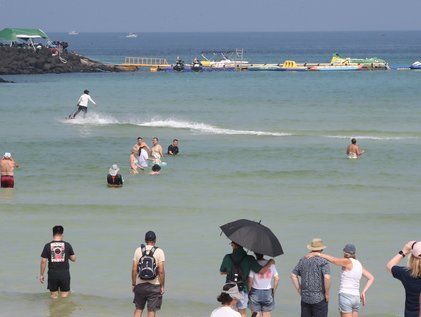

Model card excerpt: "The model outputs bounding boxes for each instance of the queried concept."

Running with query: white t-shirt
[77,94,96,107]
[248,259,278,290]
[210,306,241,317]
[137,149,149,168]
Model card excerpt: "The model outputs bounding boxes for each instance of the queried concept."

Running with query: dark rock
[0,46,124,75]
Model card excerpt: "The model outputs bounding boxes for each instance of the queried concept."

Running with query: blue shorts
[338,293,360,313]
[236,291,249,310]
[249,288,274,312]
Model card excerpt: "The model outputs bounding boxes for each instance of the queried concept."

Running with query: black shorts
[48,272,70,292]
[133,283,162,311]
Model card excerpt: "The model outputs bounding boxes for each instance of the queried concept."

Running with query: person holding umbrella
[220,242,275,317]
[219,219,284,317]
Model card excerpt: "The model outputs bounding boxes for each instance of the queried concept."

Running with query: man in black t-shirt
[167,139,179,155]
[39,225,76,298]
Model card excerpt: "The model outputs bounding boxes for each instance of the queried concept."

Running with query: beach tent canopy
[0,28,48,41]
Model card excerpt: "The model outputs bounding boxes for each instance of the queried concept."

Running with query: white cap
[3,152,11,158]
[222,283,242,300]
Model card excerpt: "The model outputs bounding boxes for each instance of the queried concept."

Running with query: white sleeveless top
[339,258,362,296]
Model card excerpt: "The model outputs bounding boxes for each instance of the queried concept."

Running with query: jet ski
[173,57,185,72]
[410,61,421,70]
[191,58,203,72]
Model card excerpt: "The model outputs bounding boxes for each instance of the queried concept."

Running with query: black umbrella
[220,219,284,257]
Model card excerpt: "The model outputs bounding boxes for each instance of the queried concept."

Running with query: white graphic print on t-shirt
[51,242,65,262]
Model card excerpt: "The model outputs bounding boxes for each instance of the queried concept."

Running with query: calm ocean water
[0,32,421,317]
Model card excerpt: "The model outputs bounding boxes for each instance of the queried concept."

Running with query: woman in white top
[309,244,374,317]
[210,283,242,317]
[137,143,149,169]
[248,253,280,317]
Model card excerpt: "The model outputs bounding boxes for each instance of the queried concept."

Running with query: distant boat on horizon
[68,31,79,35]
[126,33,138,38]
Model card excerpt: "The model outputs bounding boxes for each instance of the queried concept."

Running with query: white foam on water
[131,119,291,137]
[59,112,119,125]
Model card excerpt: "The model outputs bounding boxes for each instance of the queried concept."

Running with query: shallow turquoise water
[1,33,421,316]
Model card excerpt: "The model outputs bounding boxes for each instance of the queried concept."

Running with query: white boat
[68,31,79,35]
[126,33,138,38]
[200,49,248,69]
[410,61,421,70]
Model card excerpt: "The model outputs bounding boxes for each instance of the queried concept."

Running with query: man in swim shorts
[151,137,164,163]
[347,138,364,158]
[1,152,19,188]
[70,89,96,119]
[40,225,76,299]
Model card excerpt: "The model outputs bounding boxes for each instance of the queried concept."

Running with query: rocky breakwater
[0,46,124,75]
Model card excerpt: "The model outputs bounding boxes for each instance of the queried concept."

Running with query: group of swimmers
[0,137,360,190]
[106,136,180,187]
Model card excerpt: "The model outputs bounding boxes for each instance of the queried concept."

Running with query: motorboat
[68,31,79,35]
[173,58,185,72]
[200,49,248,70]
[410,61,421,69]
[126,33,138,38]
[191,59,203,72]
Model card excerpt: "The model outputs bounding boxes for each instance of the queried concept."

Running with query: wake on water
[60,112,419,140]
[60,113,290,137]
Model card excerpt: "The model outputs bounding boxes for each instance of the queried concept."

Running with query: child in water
[129,149,139,174]
[149,164,161,176]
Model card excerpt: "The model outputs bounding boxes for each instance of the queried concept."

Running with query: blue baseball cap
[145,231,156,241]
[343,244,356,254]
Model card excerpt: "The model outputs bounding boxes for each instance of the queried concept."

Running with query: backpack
[137,244,158,280]
[227,253,247,291]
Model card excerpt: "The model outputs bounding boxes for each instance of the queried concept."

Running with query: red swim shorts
[1,175,14,188]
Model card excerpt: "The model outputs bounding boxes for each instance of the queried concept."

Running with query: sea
[0,32,421,317]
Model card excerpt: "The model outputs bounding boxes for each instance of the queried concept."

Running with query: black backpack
[227,254,247,291]
[137,244,158,280]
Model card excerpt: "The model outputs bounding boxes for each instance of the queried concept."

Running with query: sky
[1,0,421,32]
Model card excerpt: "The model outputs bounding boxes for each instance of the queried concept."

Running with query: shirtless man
[1,152,19,188]
[150,137,164,162]
[133,137,150,154]
[347,138,364,158]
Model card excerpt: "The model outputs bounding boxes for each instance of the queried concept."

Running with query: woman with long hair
[307,244,374,317]
[211,283,243,317]
[387,240,421,317]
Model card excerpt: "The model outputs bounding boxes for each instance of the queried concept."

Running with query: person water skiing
[69,89,96,119]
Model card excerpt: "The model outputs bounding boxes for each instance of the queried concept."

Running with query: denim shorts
[248,288,274,312]
[236,291,249,310]
[338,293,360,313]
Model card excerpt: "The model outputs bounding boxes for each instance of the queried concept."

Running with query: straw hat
[307,238,327,251]
[109,164,119,176]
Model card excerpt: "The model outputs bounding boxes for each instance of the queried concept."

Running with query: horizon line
[44,29,421,34]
